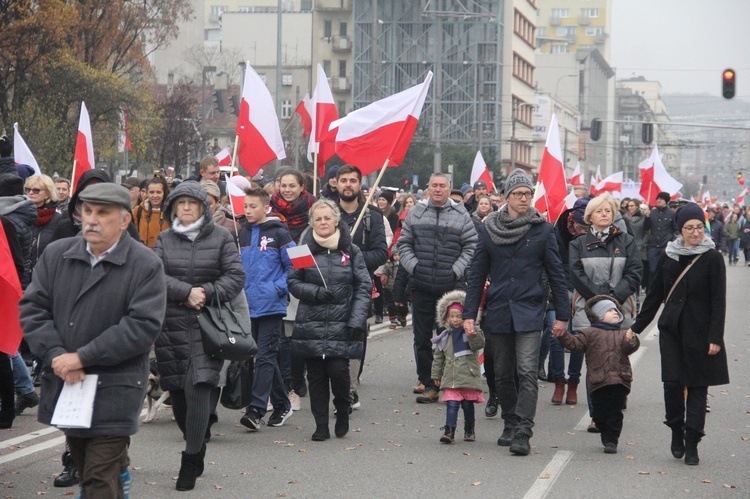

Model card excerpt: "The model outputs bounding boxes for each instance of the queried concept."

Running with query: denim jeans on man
[11,353,35,395]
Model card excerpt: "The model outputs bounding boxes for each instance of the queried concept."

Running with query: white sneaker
[267,399,274,411]
[288,390,301,411]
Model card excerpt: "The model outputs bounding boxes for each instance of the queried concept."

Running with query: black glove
[315,287,335,303]
[346,326,365,340]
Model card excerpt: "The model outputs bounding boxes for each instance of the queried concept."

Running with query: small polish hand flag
[226,175,250,217]
[214,147,232,167]
[307,64,339,178]
[330,71,433,175]
[638,143,683,206]
[287,244,316,270]
[569,162,584,187]
[470,151,495,192]
[236,62,286,177]
[117,106,132,153]
[533,114,568,223]
[593,171,623,196]
[736,188,748,206]
[13,123,40,174]
[73,101,95,192]
[0,221,23,355]
[295,93,313,138]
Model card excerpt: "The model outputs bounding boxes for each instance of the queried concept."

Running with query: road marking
[522,450,574,499]
[369,320,412,339]
[574,347,648,432]
[0,427,59,450]
[0,436,66,464]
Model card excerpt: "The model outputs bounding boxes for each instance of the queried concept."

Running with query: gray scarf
[665,234,714,261]
[484,205,546,246]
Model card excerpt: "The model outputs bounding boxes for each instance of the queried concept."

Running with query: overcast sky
[610,0,750,97]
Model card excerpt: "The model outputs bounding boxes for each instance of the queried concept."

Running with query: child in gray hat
[552,295,639,454]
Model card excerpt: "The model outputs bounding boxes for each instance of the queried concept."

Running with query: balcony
[578,16,589,25]
[315,0,351,11]
[331,35,351,52]
[549,15,560,26]
[595,33,606,44]
[329,76,351,92]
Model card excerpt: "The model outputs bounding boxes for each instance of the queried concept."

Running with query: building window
[537,26,546,37]
[512,53,535,88]
[338,100,347,117]
[551,8,569,18]
[339,21,347,37]
[323,60,331,75]
[557,26,576,37]
[281,99,292,119]
[324,20,332,39]
[585,27,604,36]
[339,59,346,78]
[513,9,536,48]
[581,8,600,18]
[300,0,312,10]
[209,5,227,22]
[282,74,293,86]
[512,97,534,127]
[550,44,568,54]
[204,28,221,42]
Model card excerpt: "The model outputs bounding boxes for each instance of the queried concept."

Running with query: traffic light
[590,118,602,141]
[641,123,653,144]
[212,89,225,113]
[229,94,240,117]
[722,68,736,99]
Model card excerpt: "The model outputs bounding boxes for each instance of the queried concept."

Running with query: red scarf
[271,190,316,242]
[35,205,57,227]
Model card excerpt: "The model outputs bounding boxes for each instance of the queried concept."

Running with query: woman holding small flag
[287,199,370,441]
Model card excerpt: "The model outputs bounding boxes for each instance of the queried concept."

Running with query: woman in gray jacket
[153,182,244,491]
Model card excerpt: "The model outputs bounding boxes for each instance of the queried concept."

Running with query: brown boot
[565,381,579,405]
[551,379,566,405]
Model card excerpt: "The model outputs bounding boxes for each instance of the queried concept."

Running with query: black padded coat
[153,182,245,391]
[288,222,371,360]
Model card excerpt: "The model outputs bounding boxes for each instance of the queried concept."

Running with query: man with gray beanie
[463,169,570,456]
[20,183,166,498]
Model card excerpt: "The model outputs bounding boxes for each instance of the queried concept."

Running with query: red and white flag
[736,188,748,206]
[235,62,286,176]
[0,221,23,355]
[226,175,251,217]
[569,162,584,187]
[307,64,339,178]
[73,101,95,192]
[13,123,40,174]
[330,71,433,176]
[589,166,605,196]
[593,171,624,196]
[595,165,603,184]
[533,114,568,223]
[287,244,316,270]
[638,143,682,206]
[470,151,495,192]
[701,190,711,207]
[214,147,232,167]
[117,105,132,153]
[295,93,313,138]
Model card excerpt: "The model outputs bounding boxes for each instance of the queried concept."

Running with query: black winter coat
[30,206,62,267]
[288,222,371,360]
[645,206,677,249]
[631,247,729,387]
[340,203,388,274]
[153,182,245,391]
[0,195,37,289]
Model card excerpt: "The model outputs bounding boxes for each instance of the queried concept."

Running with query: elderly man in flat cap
[20,183,166,498]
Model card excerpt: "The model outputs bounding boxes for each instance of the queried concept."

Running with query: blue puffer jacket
[238,217,295,318]
[0,195,38,289]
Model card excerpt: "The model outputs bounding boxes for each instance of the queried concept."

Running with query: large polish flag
[0,221,23,356]
[73,101,95,192]
[214,147,232,167]
[736,188,748,206]
[701,190,711,207]
[330,71,433,176]
[307,64,339,178]
[533,114,568,223]
[638,143,683,206]
[470,151,495,192]
[589,166,604,196]
[593,171,624,196]
[569,162,584,187]
[236,62,286,176]
[13,123,40,174]
[295,93,313,138]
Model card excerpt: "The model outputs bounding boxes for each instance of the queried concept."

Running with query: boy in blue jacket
[238,187,296,431]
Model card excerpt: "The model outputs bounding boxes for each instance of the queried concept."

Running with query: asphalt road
[1,265,748,498]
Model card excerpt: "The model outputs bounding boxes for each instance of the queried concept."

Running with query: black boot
[312,424,330,441]
[484,394,498,418]
[205,413,218,442]
[670,426,685,459]
[440,426,456,444]
[335,407,349,438]
[176,451,204,491]
[53,451,79,487]
[464,421,476,442]
[684,428,703,465]
[537,364,547,382]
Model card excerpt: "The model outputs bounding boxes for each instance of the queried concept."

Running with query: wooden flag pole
[229,134,241,252]
[351,157,390,236]
[71,160,78,191]
[313,151,318,196]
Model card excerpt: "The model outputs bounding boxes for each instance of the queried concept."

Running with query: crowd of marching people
[0,132,731,495]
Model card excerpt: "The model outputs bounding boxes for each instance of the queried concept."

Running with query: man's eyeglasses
[24,187,42,194]
[510,191,533,200]
[682,225,705,233]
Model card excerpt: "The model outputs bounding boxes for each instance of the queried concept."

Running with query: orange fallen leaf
[540,472,551,479]
[638,471,650,475]
[463,452,471,456]
[625,455,634,460]
[288,480,298,484]
[471,481,482,486]
[723,484,737,489]
[298,448,307,453]
[214,485,223,490]
[344,447,356,451]
[701,479,711,484]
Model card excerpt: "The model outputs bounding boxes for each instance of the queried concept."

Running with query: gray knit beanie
[503,169,533,195]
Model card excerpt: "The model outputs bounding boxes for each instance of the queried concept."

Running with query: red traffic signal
[722,68,736,99]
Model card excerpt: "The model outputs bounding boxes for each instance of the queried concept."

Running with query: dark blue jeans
[538,309,554,370]
[549,323,584,383]
[445,400,476,427]
[248,315,290,416]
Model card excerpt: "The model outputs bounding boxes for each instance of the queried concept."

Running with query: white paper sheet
[51,375,98,429]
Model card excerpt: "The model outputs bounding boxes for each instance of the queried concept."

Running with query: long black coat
[153,182,245,391]
[288,222,371,360]
[631,248,729,386]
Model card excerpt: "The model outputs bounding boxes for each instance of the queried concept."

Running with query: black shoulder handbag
[198,293,258,361]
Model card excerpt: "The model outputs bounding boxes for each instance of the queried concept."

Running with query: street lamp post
[200,65,217,146]
[511,101,536,171]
